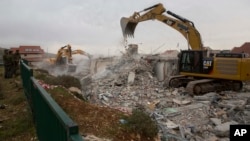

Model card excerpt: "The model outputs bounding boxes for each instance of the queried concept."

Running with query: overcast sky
[0,0,250,55]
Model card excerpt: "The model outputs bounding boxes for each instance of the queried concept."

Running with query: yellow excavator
[121,3,250,95]
[49,44,92,72]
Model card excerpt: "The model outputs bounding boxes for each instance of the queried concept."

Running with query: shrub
[53,75,81,89]
[122,109,159,139]
[34,70,82,89]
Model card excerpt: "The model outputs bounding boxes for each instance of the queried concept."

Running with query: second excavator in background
[48,44,92,72]
[120,3,250,95]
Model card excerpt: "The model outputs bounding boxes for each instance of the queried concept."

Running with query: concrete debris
[206,136,219,141]
[127,71,135,85]
[173,98,191,105]
[164,119,179,129]
[69,87,82,94]
[79,54,250,140]
[210,118,221,126]
[214,121,238,137]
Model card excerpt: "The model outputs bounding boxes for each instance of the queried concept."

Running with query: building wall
[154,59,178,81]
[21,54,44,59]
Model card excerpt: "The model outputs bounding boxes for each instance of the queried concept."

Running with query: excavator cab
[179,50,214,74]
[179,50,203,73]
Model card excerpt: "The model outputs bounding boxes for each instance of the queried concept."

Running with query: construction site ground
[0,66,158,141]
[39,54,250,141]
[1,52,250,141]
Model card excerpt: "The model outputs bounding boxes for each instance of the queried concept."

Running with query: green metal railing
[20,59,83,141]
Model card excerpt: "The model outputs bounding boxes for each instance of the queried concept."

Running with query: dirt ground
[48,86,159,141]
[0,67,36,141]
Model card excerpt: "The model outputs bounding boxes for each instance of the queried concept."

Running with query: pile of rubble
[82,54,250,141]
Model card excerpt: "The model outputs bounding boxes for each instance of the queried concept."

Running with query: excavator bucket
[120,17,138,38]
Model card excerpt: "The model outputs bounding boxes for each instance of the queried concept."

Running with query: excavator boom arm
[72,49,92,59]
[154,14,202,50]
[120,3,203,50]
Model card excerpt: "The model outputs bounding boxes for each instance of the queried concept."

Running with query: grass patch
[8,93,26,106]
[0,72,3,99]
[0,66,36,141]
[0,110,35,140]
[47,86,71,98]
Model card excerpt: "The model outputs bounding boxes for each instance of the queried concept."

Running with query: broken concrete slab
[204,136,219,141]
[214,121,238,137]
[210,118,221,126]
[127,71,135,85]
[171,89,179,95]
[163,103,204,116]
[214,109,227,117]
[69,87,82,94]
[164,119,179,129]
[173,98,191,105]
[194,92,218,101]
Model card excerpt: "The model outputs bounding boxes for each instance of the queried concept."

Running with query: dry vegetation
[0,67,159,141]
[34,69,159,141]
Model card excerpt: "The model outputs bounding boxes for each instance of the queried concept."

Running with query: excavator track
[168,76,243,95]
[186,79,214,95]
[186,79,243,95]
[166,75,186,88]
